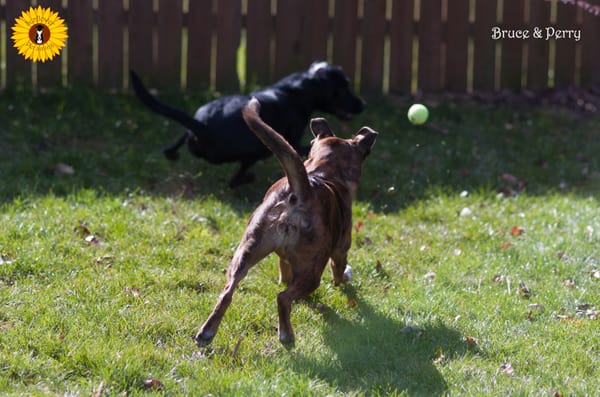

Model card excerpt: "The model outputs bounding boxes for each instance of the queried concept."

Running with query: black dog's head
[307,61,366,120]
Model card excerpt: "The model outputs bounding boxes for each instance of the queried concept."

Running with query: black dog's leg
[163,133,187,161]
[229,161,257,187]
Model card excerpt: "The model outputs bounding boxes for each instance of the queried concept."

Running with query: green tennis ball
[407,103,429,125]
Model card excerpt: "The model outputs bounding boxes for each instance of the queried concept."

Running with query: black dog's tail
[130,70,206,134]
[242,98,310,196]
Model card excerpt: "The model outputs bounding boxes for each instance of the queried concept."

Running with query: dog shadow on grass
[291,286,468,396]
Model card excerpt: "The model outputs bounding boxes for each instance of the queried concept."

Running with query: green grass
[0,86,598,396]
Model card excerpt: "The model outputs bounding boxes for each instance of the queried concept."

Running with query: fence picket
[418,0,443,92]
[215,0,241,92]
[274,0,305,79]
[187,0,212,91]
[445,0,470,92]
[473,0,497,90]
[389,0,414,95]
[303,0,329,67]
[36,0,64,88]
[501,0,525,90]
[98,0,124,90]
[554,1,577,87]
[66,0,93,85]
[157,0,183,89]
[5,1,32,87]
[527,0,550,90]
[246,0,272,86]
[128,0,154,85]
[332,0,358,83]
[361,0,386,95]
[580,1,600,86]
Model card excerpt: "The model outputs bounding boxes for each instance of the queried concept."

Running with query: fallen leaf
[142,379,164,390]
[0,252,16,265]
[85,235,99,245]
[400,325,423,335]
[492,274,505,283]
[424,271,436,280]
[464,336,478,347]
[528,303,545,312]
[74,223,91,236]
[124,286,141,298]
[518,282,531,298]
[361,237,373,245]
[433,347,446,363]
[348,299,357,308]
[501,173,518,184]
[92,382,104,397]
[500,242,514,249]
[500,363,514,376]
[231,337,244,358]
[95,255,114,267]
[54,163,75,175]
[511,226,524,236]
[564,279,575,288]
[556,252,570,261]
[355,221,364,234]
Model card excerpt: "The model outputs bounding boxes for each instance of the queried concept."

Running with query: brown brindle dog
[195,98,377,347]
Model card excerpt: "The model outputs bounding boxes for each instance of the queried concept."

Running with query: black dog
[130,62,366,186]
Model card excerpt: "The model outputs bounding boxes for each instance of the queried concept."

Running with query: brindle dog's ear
[310,118,335,139]
[354,126,378,155]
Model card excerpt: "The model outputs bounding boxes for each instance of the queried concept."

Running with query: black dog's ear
[354,127,378,155]
[310,118,335,139]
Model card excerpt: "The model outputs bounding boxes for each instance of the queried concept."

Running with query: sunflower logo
[11,6,68,63]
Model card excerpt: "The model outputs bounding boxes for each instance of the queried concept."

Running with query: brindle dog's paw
[343,265,353,282]
[278,330,295,350]
[194,330,214,347]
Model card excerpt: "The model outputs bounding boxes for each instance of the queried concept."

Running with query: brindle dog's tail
[242,98,311,196]
[130,70,207,135]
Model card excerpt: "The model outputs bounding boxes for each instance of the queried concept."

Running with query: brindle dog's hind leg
[276,256,329,347]
[195,224,274,346]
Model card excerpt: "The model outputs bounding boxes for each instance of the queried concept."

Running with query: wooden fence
[1,0,599,95]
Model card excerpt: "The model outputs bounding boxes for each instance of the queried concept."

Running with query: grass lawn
[0,86,598,396]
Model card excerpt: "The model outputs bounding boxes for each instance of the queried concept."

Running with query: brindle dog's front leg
[331,246,353,286]
[195,230,272,346]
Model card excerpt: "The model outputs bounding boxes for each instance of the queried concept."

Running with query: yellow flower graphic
[11,6,68,63]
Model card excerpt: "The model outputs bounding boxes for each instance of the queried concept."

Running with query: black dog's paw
[163,147,180,161]
[229,171,256,188]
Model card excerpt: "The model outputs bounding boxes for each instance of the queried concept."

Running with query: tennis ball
[407,103,429,125]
